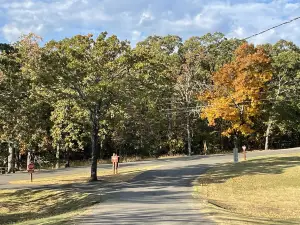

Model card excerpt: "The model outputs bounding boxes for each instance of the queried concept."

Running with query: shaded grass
[0,189,100,225]
[9,165,162,185]
[13,210,82,225]
[2,165,161,224]
[194,153,300,224]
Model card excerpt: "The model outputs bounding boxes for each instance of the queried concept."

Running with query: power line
[243,16,300,40]
[158,97,300,113]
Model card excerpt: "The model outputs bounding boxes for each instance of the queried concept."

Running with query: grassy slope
[1,165,161,224]
[194,153,300,224]
[0,189,100,225]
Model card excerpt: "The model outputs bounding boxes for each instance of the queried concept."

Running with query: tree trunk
[203,140,207,155]
[90,124,99,181]
[100,139,104,160]
[7,142,15,173]
[265,81,281,150]
[220,121,223,150]
[265,118,272,150]
[27,151,33,167]
[64,147,70,168]
[233,134,239,149]
[187,115,191,156]
[167,104,172,154]
[15,147,20,171]
[27,151,31,168]
[233,134,239,163]
[56,145,60,169]
[90,107,100,182]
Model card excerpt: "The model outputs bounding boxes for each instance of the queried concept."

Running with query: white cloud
[0,0,114,42]
[161,0,300,45]
[2,0,34,9]
[233,27,244,37]
[132,30,141,41]
[166,12,224,32]
[139,10,154,25]
[2,23,44,43]
[0,0,300,45]
[2,24,22,42]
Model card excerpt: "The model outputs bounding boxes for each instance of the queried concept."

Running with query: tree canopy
[1,32,299,177]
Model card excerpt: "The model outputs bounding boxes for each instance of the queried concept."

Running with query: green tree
[126,35,182,156]
[263,40,300,150]
[31,33,131,181]
[0,36,52,171]
[50,99,88,168]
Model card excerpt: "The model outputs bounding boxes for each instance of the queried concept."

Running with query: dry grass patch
[10,165,162,185]
[158,154,186,159]
[0,189,100,225]
[195,152,300,223]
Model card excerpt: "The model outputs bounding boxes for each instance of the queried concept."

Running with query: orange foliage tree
[200,43,272,146]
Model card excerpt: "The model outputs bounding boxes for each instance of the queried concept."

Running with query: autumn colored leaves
[200,43,272,136]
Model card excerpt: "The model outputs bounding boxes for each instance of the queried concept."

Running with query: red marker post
[27,162,35,182]
[242,145,247,161]
[111,154,119,175]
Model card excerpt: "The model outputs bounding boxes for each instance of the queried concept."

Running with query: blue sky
[0,0,299,45]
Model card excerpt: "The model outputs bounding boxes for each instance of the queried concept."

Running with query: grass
[158,154,186,159]
[2,165,161,224]
[0,189,100,225]
[24,155,187,170]
[10,165,161,185]
[194,152,300,224]
[35,157,156,169]
[13,210,82,225]
[70,157,154,167]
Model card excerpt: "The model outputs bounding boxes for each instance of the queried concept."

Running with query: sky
[0,0,299,45]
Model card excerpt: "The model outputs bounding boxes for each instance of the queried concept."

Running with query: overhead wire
[121,17,300,115]
[243,16,300,40]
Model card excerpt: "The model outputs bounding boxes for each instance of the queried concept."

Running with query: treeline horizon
[0,32,299,180]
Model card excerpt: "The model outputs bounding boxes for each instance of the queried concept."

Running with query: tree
[171,33,243,155]
[262,40,300,150]
[122,35,182,156]
[30,33,131,181]
[0,44,24,173]
[0,43,14,53]
[200,43,272,148]
[50,99,88,168]
[174,40,207,156]
[0,36,52,172]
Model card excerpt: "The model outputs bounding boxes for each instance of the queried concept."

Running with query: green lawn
[194,152,300,224]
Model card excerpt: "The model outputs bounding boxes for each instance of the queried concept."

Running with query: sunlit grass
[194,152,300,224]
[2,165,162,224]
[10,165,162,185]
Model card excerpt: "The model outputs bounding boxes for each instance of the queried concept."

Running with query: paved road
[75,157,216,224]
[73,148,300,225]
[1,148,300,224]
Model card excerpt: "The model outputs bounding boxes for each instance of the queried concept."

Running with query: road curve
[75,148,300,225]
[76,156,215,224]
